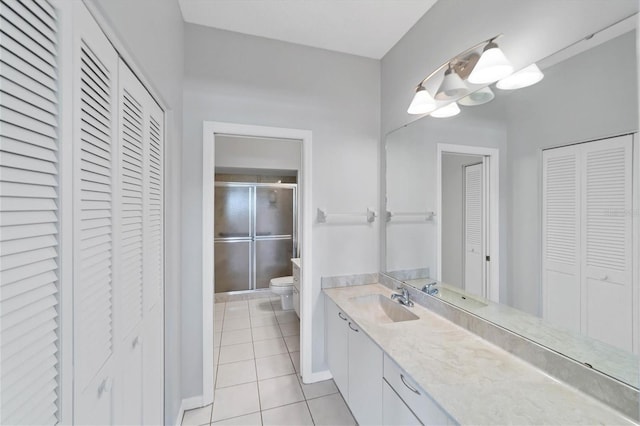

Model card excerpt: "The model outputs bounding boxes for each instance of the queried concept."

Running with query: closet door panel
[542,145,581,333]
[142,91,164,423]
[463,163,484,297]
[117,62,146,339]
[581,135,633,351]
[72,2,118,424]
[0,1,60,423]
[144,95,163,313]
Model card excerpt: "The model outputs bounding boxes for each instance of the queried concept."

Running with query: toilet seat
[270,276,293,288]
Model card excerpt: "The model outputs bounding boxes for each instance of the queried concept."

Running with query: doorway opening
[436,144,500,303]
[202,122,313,407]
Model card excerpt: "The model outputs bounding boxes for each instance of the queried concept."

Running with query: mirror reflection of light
[496,63,544,90]
[430,102,461,118]
[458,86,495,106]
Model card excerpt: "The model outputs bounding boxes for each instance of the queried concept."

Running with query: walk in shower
[214,180,297,293]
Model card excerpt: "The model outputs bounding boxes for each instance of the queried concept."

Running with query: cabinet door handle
[348,322,359,332]
[338,312,347,321]
[400,374,420,395]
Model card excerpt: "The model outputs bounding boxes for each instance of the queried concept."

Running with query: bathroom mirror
[383,18,639,388]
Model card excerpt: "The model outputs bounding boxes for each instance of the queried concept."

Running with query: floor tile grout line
[250,299,273,426]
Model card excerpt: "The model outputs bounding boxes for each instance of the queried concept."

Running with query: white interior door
[581,135,633,351]
[542,146,581,333]
[543,134,634,352]
[72,2,119,424]
[0,1,61,423]
[464,163,484,297]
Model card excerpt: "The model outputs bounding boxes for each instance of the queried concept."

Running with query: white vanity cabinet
[292,259,301,317]
[326,297,349,394]
[383,381,422,425]
[325,297,383,425]
[383,354,454,426]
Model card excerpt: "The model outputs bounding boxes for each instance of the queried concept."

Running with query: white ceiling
[178,0,438,59]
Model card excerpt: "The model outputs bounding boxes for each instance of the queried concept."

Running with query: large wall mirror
[383,13,639,389]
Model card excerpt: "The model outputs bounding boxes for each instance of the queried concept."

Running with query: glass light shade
[407,85,436,115]
[458,86,495,106]
[496,63,544,90]
[435,67,469,100]
[467,42,514,84]
[430,102,461,118]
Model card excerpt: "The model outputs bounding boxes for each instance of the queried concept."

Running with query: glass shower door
[214,184,252,292]
[214,183,297,293]
[255,186,296,289]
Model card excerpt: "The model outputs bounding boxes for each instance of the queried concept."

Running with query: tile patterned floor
[182,296,356,426]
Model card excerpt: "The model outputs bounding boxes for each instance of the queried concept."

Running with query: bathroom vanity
[292,258,301,317]
[324,284,636,425]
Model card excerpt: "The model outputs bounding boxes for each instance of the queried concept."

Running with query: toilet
[269,276,294,311]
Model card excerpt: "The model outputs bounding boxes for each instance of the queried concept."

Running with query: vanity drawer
[383,354,451,425]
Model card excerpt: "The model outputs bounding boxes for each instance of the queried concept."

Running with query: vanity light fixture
[408,34,502,115]
[435,63,470,100]
[407,84,437,114]
[430,102,461,118]
[458,86,495,106]
[496,63,544,90]
[467,39,514,84]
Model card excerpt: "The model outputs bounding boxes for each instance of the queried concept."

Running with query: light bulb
[407,85,436,115]
[436,65,469,100]
[468,42,514,84]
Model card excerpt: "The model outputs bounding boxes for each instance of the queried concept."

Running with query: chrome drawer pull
[400,374,420,395]
[348,322,359,332]
[338,312,347,321]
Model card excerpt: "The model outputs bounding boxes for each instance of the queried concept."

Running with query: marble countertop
[324,284,637,426]
[291,258,301,268]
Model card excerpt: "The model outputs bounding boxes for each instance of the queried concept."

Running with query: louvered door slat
[1,76,57,115]
[0,2,59,424]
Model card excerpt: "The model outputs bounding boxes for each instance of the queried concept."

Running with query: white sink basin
[349,294,419,324]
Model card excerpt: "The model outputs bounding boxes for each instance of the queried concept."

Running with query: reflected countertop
[324,283,637,426]
[402,278,639,390]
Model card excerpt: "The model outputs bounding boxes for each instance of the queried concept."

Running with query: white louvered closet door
[542,146,581,333]
[72,3,119,424]
[0,0,60,424]
[463,163,484,297]
[581,135,633,351]
[116,61,165,425]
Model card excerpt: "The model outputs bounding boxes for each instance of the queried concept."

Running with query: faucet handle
[422,282,437,294]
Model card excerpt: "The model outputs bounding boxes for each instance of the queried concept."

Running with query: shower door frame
[214,181,298,292]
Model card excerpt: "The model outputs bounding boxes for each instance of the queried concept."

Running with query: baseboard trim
[175,395,204,426]
[302,369,332,384]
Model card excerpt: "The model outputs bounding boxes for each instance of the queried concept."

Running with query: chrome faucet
[422,282,438,296]
[391,287,414,307]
